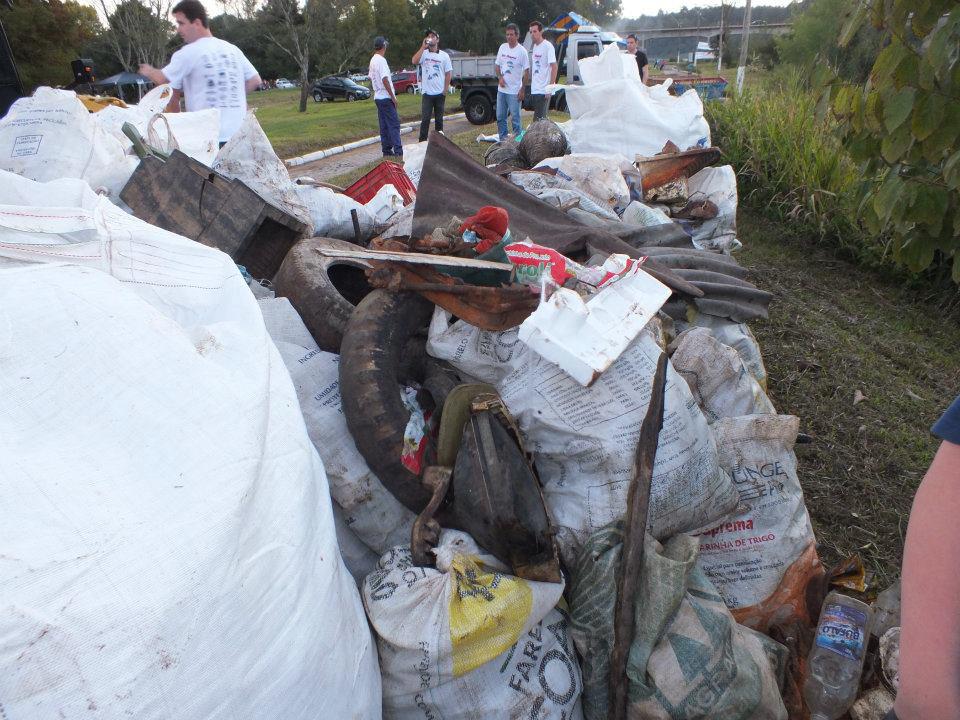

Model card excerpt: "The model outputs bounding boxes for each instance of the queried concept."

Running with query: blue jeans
[375,98,403,156]
[496,90,522,140]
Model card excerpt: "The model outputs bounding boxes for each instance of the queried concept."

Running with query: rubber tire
[272,237,375,354]
[313,91,324,102]
[406,85,415,94]
[465,93,494,125]
[347,92,356,102]
[553,91,567,113]
[339,290,436,513]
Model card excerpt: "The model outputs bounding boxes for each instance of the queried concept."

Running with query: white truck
[451,19,624,125]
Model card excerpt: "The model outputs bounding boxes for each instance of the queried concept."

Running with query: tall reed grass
[706,69,882,264]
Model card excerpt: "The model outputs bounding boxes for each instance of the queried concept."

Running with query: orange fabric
[459,206,510,253]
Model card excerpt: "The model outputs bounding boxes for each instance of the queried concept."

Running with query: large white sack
[557,46,710,158]
[214,111,312,229]
[92,84,221,167]
[364,530,583,720]
[0,170,381,719]
[671,326,775,422]
[427,311,738,563]
[577,43,640,84]
[257,295,415,554]
[0,87,136,197]
[294,183,379,240]
[402,139,428,187]
[687,164,741,253]
[696,414,822,632]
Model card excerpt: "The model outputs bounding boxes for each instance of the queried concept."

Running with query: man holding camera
[412,29,452,142]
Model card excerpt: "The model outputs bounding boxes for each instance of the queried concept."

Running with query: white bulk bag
[0,170,381,719]
[0,87,135,197]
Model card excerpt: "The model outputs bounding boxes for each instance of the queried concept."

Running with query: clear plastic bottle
[803,591,873,720]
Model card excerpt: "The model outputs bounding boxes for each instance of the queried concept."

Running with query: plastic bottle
[803,591,873,720]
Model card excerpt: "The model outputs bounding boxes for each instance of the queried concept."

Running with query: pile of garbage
[1,72,899,720]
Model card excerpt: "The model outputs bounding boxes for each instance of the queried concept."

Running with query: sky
[620,0,795,20]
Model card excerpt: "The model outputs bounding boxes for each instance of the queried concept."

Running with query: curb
[285,112,467,167]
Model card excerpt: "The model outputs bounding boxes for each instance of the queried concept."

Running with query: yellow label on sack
[448,555,532,677]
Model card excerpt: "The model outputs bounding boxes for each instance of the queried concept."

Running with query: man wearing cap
[412,29,452,142]
[369,36,402,157]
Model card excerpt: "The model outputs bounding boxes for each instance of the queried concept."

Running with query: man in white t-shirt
[138,0,261,145]
[527,20,557,121]
[411,29,452,142]
[495,23,529,140]
[369,36,402,157]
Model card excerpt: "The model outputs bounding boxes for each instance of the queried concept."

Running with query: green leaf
[864,91,884,133]
[893,53,920,88]
[883,87,915,131]
[872,41,909,83]
[912,92,945,141]
[896,234,938,272]
[905,184,949,236]
[952,251,960,284]
[943,150,960,189]
[881,123,914,163]
[839,2,869,47]
[921,105,960,162]
[873,172,905,224]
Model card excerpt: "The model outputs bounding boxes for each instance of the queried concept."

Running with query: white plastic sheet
[294,183,379,241]
[686,164,741,253]
[0,170,381,719]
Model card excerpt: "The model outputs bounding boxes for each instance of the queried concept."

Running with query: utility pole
[717,2,725,74]
[736,0,753,95]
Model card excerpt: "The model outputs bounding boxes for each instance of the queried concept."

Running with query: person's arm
[412,38,427,65]
[382,76,397,106]
[895,438,960,720]
[519,66,528,101]
[138,64,168,86]
[245,74,262,93]
[641,64,649,85]
[496,60,505,89]
[165,88,182,113]
[548,61,558,90]
[443,70,451,94]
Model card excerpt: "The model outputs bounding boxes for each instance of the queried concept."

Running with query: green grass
[250,88,438,159]
[736,209,960,584]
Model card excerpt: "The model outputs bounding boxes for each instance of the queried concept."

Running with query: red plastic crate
[343,161,417,206]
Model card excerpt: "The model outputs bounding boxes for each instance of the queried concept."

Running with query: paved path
[287,115,479,182]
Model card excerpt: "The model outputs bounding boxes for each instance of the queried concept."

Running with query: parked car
[391,70,419,94]
[312,76,371,102]
[276,78,296,89]
[348,72,369,84]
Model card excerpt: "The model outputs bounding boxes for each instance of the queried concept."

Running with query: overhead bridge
[627,22,793,46]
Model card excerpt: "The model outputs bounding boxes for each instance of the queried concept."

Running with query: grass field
[250,87,433,159]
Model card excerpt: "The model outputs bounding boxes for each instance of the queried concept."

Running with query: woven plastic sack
[569,523,788,720]
[257,296,415,555]
[363,530,583,719]
[697,414,823,632]
[671,326,775,422]
[687,164,740,253]
[674,311,769,390]
[427,312,738,564]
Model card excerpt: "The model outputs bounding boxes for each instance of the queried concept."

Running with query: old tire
[347,92,356,102]
[406,85,416,94]
[339,290,436,513]
[313,91,324,102]
[272,237,375,353]
[464,93,494,125]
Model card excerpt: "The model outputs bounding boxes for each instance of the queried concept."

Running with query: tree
[211,13,294,80]
[424,0,511,55]
[573,0,621,28]
[373,0,420,67]
[97,0,174,71]
[316,0,375,74]
[4,0,101,90]
[262,0,320,111]
[830,0,960,283]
